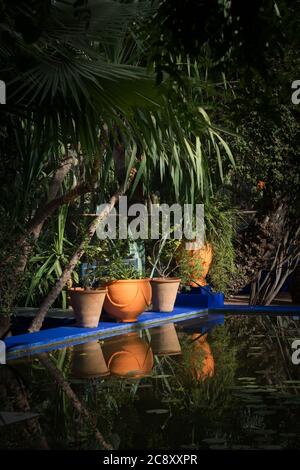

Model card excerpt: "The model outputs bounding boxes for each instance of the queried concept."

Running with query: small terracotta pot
[150,323,182,356]
[191,333,215,381]
[70,341,110,379]
[103,279,152,322]
[68,287,107,327]
[150,278,180,312]
[182,242,213,287]
[103,333,154,378]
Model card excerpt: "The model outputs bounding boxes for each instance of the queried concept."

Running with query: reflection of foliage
[223,315,300,449]
[2,316,300,449]
[108,325,239,448]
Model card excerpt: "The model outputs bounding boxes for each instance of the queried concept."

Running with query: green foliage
[143,0,289,90]
[0,214,27,316]
[204,200,241,294]
[146,237,180,278]
[178,248,204,287]
[24,206,77,308]
[98,257,141,282]
[230,105,300,211]
[80,239,142,285]
[146,236,203,285]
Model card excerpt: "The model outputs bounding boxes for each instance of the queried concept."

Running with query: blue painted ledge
[213,304,300,314]
[5,292,300,361]
[5,297,211,360]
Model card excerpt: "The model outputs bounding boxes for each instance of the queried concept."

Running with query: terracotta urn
[182,241,213,287]
[104,279,152,322]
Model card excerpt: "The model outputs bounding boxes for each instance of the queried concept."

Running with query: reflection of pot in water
[103,333,154,378]
[191,333,214,381]
[150,323,182,356]
[70,341,110,379]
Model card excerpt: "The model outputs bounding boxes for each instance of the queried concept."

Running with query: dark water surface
[1,313,300,450]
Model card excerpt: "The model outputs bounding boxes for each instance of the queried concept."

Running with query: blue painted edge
[213,304,300,313]
[4,291,300,360]
[5,306,209,360]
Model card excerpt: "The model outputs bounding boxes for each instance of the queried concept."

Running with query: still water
[1,313,300,449]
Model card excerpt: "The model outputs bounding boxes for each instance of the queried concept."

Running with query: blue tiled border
[5,306,209,360]
[4,292,300,360]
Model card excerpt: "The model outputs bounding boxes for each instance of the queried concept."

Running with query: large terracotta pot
[103,333,154,378]
[150,323,182,356]
[70,341,110,379]
[191,333,214,381]
[150,278,180,312]
[182,241,213,287]
[68,287,107,327]
[104,279,152,322]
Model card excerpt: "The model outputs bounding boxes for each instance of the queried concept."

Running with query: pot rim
[150,277,181,283]
[68,287,107,293]
[105,278,151,285]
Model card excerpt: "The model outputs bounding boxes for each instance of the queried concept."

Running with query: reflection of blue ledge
[5,291,300,361]
[5,302,210,360]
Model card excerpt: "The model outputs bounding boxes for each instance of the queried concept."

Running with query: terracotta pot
[150,323,182,356]
[182,242,213,287]
[70,341,110,379]
[150,278,180,312]
[191,333,215,381]
[103,332,154,378]
[103,279,152,322]
[68,287,107,327]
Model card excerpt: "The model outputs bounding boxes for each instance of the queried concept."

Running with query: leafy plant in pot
[100,258,152,323]
[68,266,107,328]
[147,237,202,312]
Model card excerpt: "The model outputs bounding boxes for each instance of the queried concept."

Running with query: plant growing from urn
[147,236,203,312]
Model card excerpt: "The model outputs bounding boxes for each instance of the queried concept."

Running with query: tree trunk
[15,153,78,273]
[0,154,79,336]
[28,172,135,333]
[0,316,11,339]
